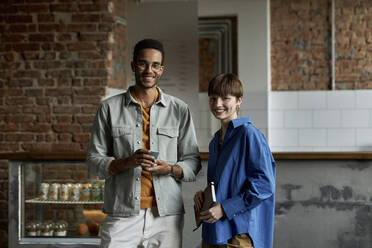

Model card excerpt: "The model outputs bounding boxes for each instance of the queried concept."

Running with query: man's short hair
[208,73,243,98]
[133,39,165,65]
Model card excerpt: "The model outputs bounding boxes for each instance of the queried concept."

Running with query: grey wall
[182,159,372,248]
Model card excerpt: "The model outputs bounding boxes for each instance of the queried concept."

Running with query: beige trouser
[100,208,183,248]
[202,233,254,248]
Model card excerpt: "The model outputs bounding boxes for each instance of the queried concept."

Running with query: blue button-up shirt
[203,117,276,248]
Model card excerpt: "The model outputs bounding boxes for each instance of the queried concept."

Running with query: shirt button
[137,140,140,144]
[136,177,140,181]
[135,196,139,200]
[136,123,140,127]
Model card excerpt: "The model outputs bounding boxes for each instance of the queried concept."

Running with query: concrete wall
[275,159,372,248]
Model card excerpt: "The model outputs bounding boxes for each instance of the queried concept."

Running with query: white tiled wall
[269,90,372,152]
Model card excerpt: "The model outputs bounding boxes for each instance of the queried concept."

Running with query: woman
[194,73,276,248]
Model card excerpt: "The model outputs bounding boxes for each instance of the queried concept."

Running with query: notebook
[193,182,216,231]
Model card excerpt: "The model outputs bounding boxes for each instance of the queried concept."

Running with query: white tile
[340,146,372,152]
[269,128,298,147]
[284,111,312,128]
[269,110,284,128]
[269,91,298,110]
[356,129,372,146]
[327,129,356,147]
[327,91,356,109]
[356,90,372,108]
[242,92,268,110]
[313,110,341,128]
[299,129,327,146]
[270,146,307,152]
[312,146,343,152]
[241,110,268,128]
[341,110,369,128]
[298,91,327,109]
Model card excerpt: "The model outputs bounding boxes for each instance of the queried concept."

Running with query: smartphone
[149,151,159,167]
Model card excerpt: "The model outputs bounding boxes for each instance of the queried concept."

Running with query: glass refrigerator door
[9,160,105,247]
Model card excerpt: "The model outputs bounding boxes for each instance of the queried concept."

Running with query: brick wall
[271,0,372,90]
[0,0,127,246]
[335,0,372,89]
[271,0,331,90]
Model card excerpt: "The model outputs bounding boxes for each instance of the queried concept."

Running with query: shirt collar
[124,86,167,107]
[230,117,251,129]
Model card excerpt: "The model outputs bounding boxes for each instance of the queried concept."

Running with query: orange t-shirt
[131,89,159,209]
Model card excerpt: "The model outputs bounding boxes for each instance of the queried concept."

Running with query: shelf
[26,198,104,204]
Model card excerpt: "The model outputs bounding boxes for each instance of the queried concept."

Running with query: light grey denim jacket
[86,86,201,217]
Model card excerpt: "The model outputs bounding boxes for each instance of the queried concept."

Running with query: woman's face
[209,94,242,123]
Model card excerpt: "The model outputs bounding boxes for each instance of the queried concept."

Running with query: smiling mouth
[142,75,154,82]
[214,109,225,114]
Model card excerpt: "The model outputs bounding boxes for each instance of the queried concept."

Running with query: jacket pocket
[112,126,132,137]
[157,127,178,163]
[111,125,133,157]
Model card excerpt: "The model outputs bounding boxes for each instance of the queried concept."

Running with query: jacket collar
[124,86,167,107]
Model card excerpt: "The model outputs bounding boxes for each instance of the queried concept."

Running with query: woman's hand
[194,191,204,212]
[199,203,225,223]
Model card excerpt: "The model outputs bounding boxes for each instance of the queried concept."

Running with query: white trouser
[100,208,184,248]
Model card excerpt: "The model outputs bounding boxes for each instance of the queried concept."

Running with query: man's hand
[199,203,225,223]
[144,159,171,175]
[113,149,156,171]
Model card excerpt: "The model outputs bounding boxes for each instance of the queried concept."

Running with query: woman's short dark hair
[133,39,165,65]
[208,73,243,98]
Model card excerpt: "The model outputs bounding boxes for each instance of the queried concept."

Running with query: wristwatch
[168,165,174,176]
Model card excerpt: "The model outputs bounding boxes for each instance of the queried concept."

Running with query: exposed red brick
[67,24,97,32]
[73,133,90,142]
[79,52,103,60]
[17,5,50,13]
[0,124,18,132]
[37,78,55,86]
[58,133,72,142]
[38,23,66,32]
[37,14,55,22]
[5,97,33,105]
[21,143,52,152]
[57,33,72,42]
[45,88,72,96]
[71,14,100,22]
[5,134,34,142]
[5,15,33,23]
[50,4,78,12]
[22,123,52,132]
[79,33,108,41]
[67,42,96,51]
[29,33,55,42]
[78,4,108,12]
[12,70,41,78]
[52,124,81,133]
[53,106,81,114]
[13,43,40,52]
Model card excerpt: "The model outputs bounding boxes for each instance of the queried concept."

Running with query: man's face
[131,48,164,89]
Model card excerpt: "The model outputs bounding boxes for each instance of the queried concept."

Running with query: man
[87,39,201,248]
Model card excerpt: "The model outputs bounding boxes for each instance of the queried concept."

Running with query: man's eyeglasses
[135,61,163,72]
